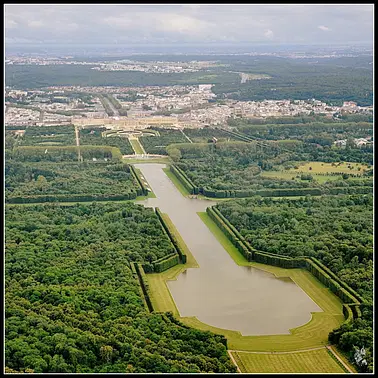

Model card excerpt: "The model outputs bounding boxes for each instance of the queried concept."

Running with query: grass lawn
[289,161,369,174]
[162,167,190,197]
[231,348,346,373]
[260,161,370,183]
[129,138,145,155]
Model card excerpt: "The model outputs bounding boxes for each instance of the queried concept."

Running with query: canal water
[134,163,322,336]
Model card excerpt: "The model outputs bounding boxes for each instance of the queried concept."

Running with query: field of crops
[231,348,346,373]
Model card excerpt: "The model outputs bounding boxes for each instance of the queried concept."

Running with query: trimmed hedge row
[309,257,364,304]
[155,208,187,264]
[305,259,360,305]
[208,205,363,325]
[134,263,154,312]
[207,207,252,261]
[153,254,180,273]
[202,186,372,198]
[203,187,323,198]
[170,165,196,195]
[326,186,373,195]
[6,191,141,204]
[130,165,148,196]
[175,165,199,195]
[342,304,354,325]
[348,303,362,320]
[254,252,305,269]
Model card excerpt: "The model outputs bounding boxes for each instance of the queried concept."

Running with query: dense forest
[211,56,373,106]
[229,120,373,144]
[170,141,373,193]
[5,64,238,89]
[216,195,373,371]
[5,161,140,203]
[18,125,76,146]
[5,203,236,373]
[5,54,372,106]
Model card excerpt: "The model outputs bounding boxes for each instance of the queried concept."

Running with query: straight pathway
[180,128,192,143]
[326,345,354,373]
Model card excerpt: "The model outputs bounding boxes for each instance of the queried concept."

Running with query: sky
[4,3,374,47]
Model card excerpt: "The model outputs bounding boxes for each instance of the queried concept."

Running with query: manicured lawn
[289,161,369,174]
[129,138,145,155]
[231,348,346,373]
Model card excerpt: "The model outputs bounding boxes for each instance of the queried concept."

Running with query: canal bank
[134,163,331,337]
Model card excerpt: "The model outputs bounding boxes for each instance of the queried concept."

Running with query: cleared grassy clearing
[289,161,369,174]
[163,167,190,197]
[231,348,346,373]
[260,161,370,183]
[129,138,145,155]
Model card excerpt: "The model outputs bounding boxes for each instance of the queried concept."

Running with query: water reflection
[134,163,322,335]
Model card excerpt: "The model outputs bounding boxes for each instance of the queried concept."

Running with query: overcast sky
[4,4,374,46]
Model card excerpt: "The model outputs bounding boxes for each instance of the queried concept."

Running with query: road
[180,129,193,143]
[105,95,120,117]
[75,126,82,162]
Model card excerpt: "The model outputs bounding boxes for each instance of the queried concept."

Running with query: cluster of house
[333,137,372,148]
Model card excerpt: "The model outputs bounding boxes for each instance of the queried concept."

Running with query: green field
[231,348,346,373]
[289,161,369,174]
[260,161,370,183]
[129,138,145,154]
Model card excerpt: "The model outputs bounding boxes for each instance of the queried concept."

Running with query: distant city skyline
[5,4,374,50]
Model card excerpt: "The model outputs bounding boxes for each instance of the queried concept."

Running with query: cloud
[4,4,373,46]
[28,20,44,28]
[5,19,17,29]
[318,25,332,32]
[264,29,274,39]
